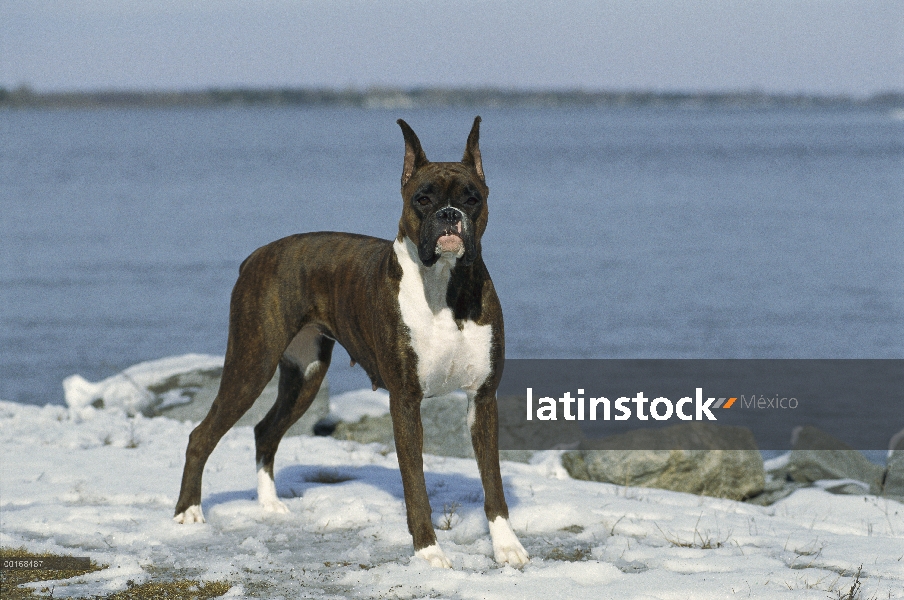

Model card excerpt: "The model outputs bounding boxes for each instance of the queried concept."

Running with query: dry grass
[436,502,461,531]
[1,547,104,599]
[829,565,872,600]
[545,546,592,562]
[559,525,584,534]
[105,579,231,600]
[656,515,732,549]
[1,547,230,600]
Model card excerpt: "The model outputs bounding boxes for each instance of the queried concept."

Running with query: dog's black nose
[436,207,461,223]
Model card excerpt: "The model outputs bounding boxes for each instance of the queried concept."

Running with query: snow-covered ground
[2,390,903,598]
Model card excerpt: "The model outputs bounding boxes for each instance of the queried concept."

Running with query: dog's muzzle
[418,206,477,266]
[435,207,464,254]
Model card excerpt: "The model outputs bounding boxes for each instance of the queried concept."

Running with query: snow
[62,354,224,415]
[2,364,903,598]
[762,452,790,473]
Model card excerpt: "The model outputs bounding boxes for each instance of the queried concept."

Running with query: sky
[1,0,902,95]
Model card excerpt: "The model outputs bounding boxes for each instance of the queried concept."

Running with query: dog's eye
[465,197,479,206]
[416,196,431,206]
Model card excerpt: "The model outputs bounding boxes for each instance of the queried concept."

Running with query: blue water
[2,106,902,406]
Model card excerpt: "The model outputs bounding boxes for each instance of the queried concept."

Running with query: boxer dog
[174,117,529,568]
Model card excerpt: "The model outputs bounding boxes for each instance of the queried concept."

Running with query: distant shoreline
[2,87,902,110]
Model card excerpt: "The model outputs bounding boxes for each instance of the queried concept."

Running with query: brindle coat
[174,117,521,564]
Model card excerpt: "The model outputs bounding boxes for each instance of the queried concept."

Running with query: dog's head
[396,117,489,268]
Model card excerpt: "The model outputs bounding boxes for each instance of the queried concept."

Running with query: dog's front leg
[468,389,530,567]
[389,390,451,568]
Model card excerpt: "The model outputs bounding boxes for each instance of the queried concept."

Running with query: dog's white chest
[393,238,493,397]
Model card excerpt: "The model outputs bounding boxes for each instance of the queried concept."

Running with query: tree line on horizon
[1,86,901,109]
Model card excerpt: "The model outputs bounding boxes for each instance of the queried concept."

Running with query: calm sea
[2,106,902,406]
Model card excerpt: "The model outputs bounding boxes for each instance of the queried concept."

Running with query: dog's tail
[238,255,252,273]
[238,245,266,274]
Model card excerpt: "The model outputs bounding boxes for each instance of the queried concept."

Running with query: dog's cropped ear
[461,116,485,184]
[397,119,429,188]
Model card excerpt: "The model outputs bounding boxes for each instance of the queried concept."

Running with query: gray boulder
[880,430,904,498]
[331,393,578,462]
[496,394,585,456]
[331,395,471,455]
[421,395,476,458]
[332,413,394,446]
[745,477,807,506]
[784,426,884,493]
[155,368,330,437]
[562,423,765,500]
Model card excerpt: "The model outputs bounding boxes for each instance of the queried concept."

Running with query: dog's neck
[394,236,457,314]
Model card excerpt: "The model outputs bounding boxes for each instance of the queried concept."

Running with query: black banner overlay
[496,360,903,451]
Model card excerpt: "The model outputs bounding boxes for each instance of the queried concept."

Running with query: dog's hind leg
[254,326,334,513]
[173,347,278,523]
[174,280,295,522]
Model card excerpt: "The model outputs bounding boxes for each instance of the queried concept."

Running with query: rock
[784,426,884,492]
[561,423,765,500]
[332,413,394,445]
[880,429,904,498]
[331,393,561,462]
[745,477,806,506]
[63,354,225,415]
[496,394,585,455]
[823,481,871,495]
[420,395,476,458]
[63,355,330,436]
[156,370,330,437]
[332,395,472,455]
[882,453,904,498]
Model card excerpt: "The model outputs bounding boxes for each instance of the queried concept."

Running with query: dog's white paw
[173,505,205,524]
[489,516,529,567]
[414,543,452,568]
[257,465,290,514]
